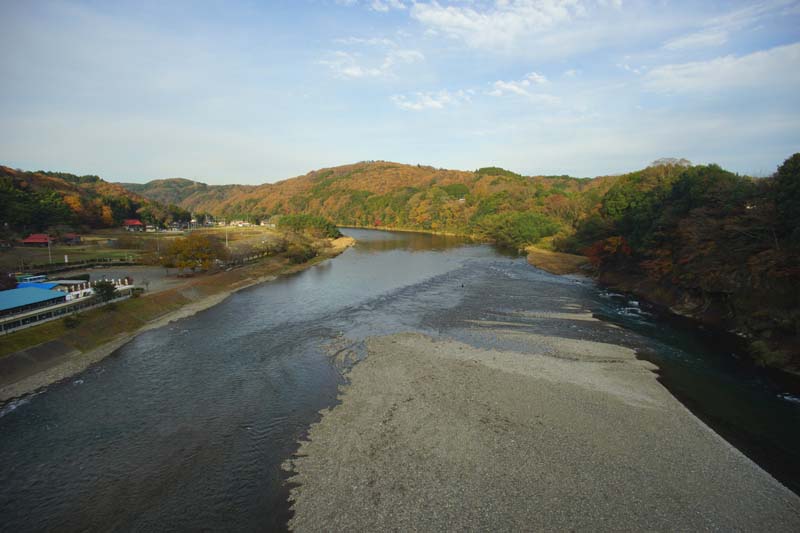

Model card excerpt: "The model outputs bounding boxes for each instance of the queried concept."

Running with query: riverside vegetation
[2,155,798,373]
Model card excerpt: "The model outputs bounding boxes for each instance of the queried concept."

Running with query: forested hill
[122,161,619,246]
[120,178,255,213]
[563,154,800,373]
[0,166,189,233]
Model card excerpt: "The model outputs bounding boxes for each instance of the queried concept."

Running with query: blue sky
[1,0,799,184]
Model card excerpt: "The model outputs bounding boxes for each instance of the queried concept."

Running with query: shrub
[286,243,317,264]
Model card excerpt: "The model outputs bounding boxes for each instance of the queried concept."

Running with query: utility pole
[47,235,52,264]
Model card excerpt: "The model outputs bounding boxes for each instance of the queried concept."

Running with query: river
[1,228,798,531]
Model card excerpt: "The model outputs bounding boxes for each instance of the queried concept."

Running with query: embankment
[594,268,800,377]
[522,244,798,376]
[0,236,355,403]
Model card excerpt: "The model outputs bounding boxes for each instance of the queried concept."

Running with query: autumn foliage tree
[163,234,228,273]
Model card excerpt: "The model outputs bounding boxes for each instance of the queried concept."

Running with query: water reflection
[341,228,473,252]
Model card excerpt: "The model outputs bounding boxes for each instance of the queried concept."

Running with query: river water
[1,228,798,531]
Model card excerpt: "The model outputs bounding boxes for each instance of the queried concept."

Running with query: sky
[1,0,799,184]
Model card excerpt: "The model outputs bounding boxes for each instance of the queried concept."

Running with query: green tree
[476,212,560,250]
[93,280,117,302]
[775,153,800,238]
[278,214,341,238]
[163,233,228,273]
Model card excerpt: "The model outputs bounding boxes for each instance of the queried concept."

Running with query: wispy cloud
[644,42,800,93]
[488,72,559,104]
[370,0,407,12]
[662,0,797,51]
[391,89,473,110]
[663,29,728,51]
[320,47,424,79]
[333,36,397,47]
[410,0,621,50]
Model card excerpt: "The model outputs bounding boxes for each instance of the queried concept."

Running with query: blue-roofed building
[0,287,67,318]
[16,282,59,290]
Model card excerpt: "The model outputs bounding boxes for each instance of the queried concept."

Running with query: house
[61,233,82,245]
[0,287,67,318]
[123,219,145,232]
[21,234,53,247]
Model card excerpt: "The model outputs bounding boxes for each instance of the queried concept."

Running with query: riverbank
[595,269,800,377]
[286,330,800,531]
[525,245,590,275]
[0,236,355,403]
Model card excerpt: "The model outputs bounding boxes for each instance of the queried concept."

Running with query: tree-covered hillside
[0,166,188,234]
[567,155,800,372]
[121,178,254,214]
[122,161,617,249]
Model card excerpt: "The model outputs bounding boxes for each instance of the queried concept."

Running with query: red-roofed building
[123,219,144,232]
[21,234,53,247]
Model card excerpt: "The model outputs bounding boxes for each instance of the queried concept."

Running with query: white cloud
[663,29,728,51]
[662,0,796,51]
[320,47,424,78]
[488,72,559,104]
[644,42,800,93]
[391,89,472,110]
[334,36,397,47]
[370,0,407,12]
[617,62,644,75]
[320,51,383,78]
[410,0,621,50]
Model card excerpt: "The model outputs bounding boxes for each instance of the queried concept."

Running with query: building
[61,233,82,245]
[0,280,133,334]
[0,287,67,318]
[21,234,53,246]
[123,219,145,232]
[16,281,60,290]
